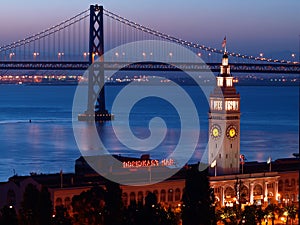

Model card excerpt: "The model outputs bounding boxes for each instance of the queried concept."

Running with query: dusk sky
[0,0,299,60]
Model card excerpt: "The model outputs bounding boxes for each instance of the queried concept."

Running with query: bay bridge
[0,5,299,121]
[0,5,299,73]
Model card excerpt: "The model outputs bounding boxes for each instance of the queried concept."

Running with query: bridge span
[0,61,299,74]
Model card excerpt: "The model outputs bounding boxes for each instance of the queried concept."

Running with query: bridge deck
[0,61,299,74]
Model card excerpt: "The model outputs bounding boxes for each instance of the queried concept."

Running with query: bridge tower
[78,5,113,121]
[208,52,241,175]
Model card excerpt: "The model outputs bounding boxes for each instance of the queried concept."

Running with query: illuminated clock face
[226,125,237,139]
[211,124,221,139]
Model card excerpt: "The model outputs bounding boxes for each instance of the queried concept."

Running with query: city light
[58,52,64,60]
[9,52,15,60]
[33,52,39,60]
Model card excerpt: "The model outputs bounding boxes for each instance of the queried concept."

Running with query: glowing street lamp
[142,52,146,58]
[83,52,89,60]
[57,52,64,60]
[33,52,39,60]
[291,53,296,62]
[9,52,15,60]
[259,53,264,61]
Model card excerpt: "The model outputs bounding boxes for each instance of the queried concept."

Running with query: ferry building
[0,52,298,215]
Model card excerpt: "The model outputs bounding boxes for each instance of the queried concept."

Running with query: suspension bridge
[0,5,299,121]
[0,5,299,73]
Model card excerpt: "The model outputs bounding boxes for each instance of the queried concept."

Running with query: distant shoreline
[0,82,299,87]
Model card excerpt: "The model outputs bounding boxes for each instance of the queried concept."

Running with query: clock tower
[208,51,240,175]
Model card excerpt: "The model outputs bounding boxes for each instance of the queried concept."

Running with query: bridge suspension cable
[0,9,90,61]
[0,9,89,52]
[103,8,297,64]
[0,6,298,65]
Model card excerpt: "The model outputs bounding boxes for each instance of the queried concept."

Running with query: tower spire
[222,36,227,53]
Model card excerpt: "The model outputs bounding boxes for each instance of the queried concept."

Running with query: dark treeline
[0,165,297,225]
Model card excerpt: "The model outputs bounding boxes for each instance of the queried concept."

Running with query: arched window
[224,187,235,198]
[291,179,295,187]
[291,194,295,201]
[240,186,249,203]
[175,188,181,201]
[129,192,136,204]
[285,194,289,199]
[253,185,262,196]
[285,179,289,187]
[137,191,143,204]
[64,197,71,210]
[160,189,166,202]
[153,190,159,198]
[122,193,128,207]
[278,180,283,191]
[168,189,173,202]
[56,197,63,206]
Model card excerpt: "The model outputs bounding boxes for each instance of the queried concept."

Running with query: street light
[33,52,39,60]
[9,52,15,60]
[58,52,64,60]
[83,52,89,60]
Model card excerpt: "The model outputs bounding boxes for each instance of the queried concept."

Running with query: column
[264,181,268,203]
[274,181,279,201]
[249,183,254,204]
[221,186,224,207]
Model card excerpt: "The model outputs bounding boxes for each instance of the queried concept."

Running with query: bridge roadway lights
[78,111,114,122]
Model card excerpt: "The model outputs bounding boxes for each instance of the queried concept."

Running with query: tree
[20,184,53,225]
[20,183,40,225]
[37,186,53,225]
[72,185,106,225]
[241,205,256,225]
[282,205,297,225]
[52,205,72,225]
[141,192,158,225]
[143,192,178,225]
[255,205,266,225]
[265,204,279,225]
[0,205,18,225]
[216,207,237,225]
[104,181,123,225]
[182,165,215,225]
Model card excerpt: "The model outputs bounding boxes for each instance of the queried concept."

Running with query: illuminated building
[208,52,241,175]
